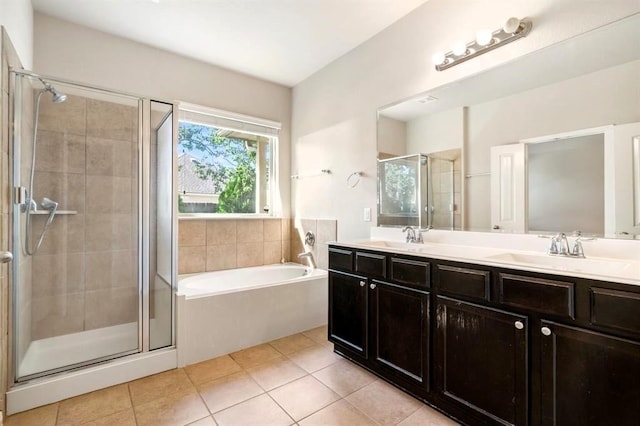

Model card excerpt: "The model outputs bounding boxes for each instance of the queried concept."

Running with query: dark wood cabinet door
[435,296,528,426]
[540,321,640,426]
[328,271,368,358]
[370,280,429,392]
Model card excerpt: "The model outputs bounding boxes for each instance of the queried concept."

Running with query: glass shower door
[12,72,142,381]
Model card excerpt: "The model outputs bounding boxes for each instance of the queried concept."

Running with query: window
[178,104,280,215]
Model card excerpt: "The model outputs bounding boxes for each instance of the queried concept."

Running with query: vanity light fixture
[433,17,532,71]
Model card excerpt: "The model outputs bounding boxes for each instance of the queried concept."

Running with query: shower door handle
[0,251,13,263]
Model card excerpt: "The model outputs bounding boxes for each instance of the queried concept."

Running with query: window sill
[178,213,284,220]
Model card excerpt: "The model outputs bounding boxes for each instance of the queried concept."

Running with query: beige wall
[291,0,640,241]
[406,108,464,155]
[178,217,337,274]
[377,116,406,157]
[0,0,33,69]
[33,12,292,218]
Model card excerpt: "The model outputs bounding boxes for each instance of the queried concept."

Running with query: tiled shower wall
[430,157,462,230]
[29,94,138,340]
[178,217,337,274]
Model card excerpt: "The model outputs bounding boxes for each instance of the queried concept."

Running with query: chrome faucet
[298,251,317,269]
[547,232,590,258]
[402,226,424,244]
[549,233,571,256]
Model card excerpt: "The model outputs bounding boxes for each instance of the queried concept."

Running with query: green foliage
[217,163,256,213]
[179,122,257,213]
[178,193,186,213]
[382,161,417,214]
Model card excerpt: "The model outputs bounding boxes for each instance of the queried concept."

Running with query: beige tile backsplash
[178,218,337,274]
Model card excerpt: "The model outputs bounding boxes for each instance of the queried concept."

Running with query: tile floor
[5,326,460,426]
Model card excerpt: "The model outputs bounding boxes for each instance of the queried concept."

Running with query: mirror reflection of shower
[23,79,66,256]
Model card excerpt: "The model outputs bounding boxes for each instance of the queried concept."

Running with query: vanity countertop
[332,230,640,287]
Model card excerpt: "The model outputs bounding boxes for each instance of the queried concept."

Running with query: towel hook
[347,171,362,188]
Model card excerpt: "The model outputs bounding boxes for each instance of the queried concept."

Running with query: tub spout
[298,251,317,269]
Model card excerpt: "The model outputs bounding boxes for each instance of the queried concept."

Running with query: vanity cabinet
[328,244,640,426]
[540,321,640,426]
[370,279,429,393]
[328,248,430,394]
[435,296,528,426]
[327,271,368,359]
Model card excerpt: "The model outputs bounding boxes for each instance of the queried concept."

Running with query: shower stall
[377,153,460,230]
[7,70,177,413]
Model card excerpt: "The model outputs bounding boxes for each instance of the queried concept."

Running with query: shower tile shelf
[30,210,77,215]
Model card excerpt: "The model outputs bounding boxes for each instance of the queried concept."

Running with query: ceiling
[32,0,428,87]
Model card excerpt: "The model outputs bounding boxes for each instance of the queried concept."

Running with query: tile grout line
[183,365,216,423]
[54,403,61,426]
[125,383,139,426]
[262,339,344,424]
[340,397,382,426]
[218,341,315,424]
[263,390,297,425]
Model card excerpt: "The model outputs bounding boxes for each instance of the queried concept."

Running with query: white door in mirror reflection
[490,144,525,233]
[490,123,640,237]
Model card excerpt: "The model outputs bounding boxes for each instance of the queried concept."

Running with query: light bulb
[503,17,521,34]
[476,29,493,46]
[452,42,467,56]
[432,51,446,65]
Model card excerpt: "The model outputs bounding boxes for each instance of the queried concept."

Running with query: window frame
[177,103,281,218]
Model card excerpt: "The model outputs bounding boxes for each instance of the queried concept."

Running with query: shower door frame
[9,70,177,385]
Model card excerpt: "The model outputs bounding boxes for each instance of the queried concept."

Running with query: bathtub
[176,263,328,366]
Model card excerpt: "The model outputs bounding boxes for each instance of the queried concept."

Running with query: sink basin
[361,241,497,258]
[485,252,636,276]
[363,240,435,252]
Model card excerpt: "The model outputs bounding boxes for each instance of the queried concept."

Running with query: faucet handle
[571,239,585,258]
[547,236,560,255]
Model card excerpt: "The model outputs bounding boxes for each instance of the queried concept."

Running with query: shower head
[38,78,67,103]
[50,90,67,104]
[40,197,58,211]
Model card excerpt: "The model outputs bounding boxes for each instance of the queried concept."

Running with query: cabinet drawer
[499,273,574,319]
[328,247,354,272]
[389,257,430,289]
[591,287,640,335]
[436,265,490,301]
[355,251,386,279]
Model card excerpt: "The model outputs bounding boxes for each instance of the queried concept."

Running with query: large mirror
[377,13,640,238]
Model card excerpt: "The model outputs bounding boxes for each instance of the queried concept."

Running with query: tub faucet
[298,251,317,269]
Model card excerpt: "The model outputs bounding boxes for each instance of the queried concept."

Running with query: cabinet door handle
[359,281,366,287]
[514,321,524,330]
[541,326,552,336]
[370,283,376,290]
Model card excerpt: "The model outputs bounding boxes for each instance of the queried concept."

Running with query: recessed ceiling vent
[417,95,438,104]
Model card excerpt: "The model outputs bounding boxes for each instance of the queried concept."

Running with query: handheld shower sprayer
[40,198,59,231]
[40,197,58,211]
[24,78,67,256]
